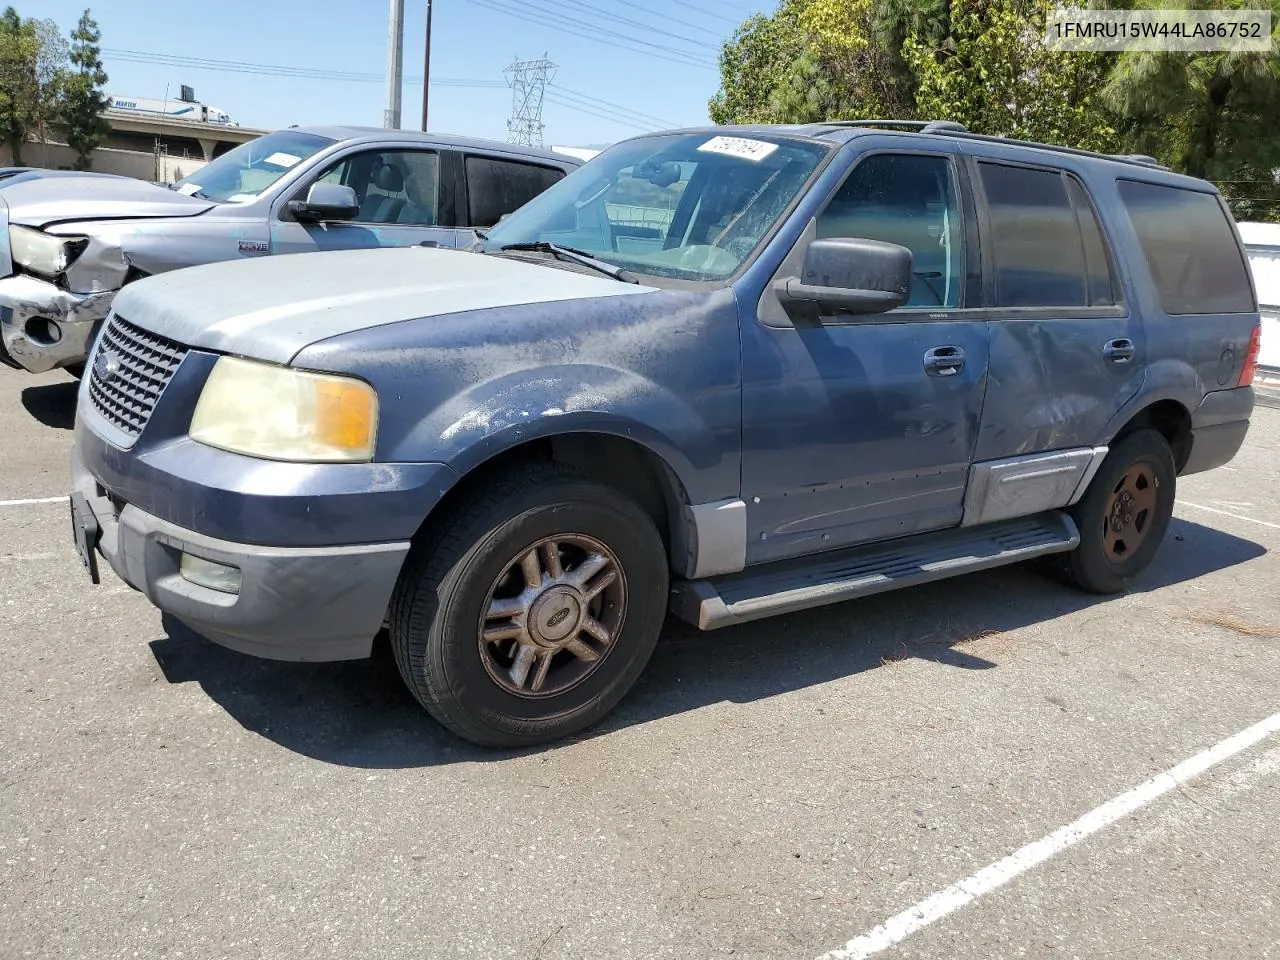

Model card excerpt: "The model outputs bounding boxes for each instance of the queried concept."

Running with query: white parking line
[0,496,68,508]
[1179,500,1280,531]
[817,710,1280,960]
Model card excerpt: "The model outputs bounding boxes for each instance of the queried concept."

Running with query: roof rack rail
[1110,153,1165,168]
[924,128,1172,170]
[824,119,969,133]
[822,121,1173,171]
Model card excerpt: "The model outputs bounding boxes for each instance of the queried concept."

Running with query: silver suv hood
[2,172,213,228]
[110,246,656,364]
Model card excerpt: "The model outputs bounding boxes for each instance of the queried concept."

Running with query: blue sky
[35,0,769,147]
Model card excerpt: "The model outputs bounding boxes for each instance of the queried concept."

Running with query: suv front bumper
[0,274,114,373]
[71,444,411,661]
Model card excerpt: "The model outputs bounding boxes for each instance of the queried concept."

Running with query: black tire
[389,463,669,748]
[1059,428,1176,594]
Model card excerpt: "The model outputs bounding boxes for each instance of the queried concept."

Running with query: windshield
[174,131,335,203]
[482,132,831,282]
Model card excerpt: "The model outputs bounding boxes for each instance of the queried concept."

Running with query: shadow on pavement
[20,378,79,430]
[148,516,1266,769]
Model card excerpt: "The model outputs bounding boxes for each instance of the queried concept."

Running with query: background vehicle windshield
[174,131,335,203]
[482,132,830,281]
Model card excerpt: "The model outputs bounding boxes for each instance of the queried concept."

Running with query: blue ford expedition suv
[69,121,1262,747]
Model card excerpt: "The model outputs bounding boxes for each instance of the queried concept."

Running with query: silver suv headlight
[9,225,88,278]
[190,356,379,462]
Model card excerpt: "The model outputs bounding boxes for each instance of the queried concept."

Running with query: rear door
[458,153,568,243]
[968,158,1143,461]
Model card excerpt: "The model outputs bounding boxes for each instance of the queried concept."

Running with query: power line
[543,94,658,133]
[464,0,717,69]
[101,47,675,134]
[548,84,678,129]
[590,0,730,36]
[102,48,506,86]
[524,0,721,51]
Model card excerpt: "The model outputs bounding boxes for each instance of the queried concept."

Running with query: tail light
[1239,324,1261,387]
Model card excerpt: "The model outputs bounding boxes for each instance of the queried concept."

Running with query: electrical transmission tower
[504,56,555,147]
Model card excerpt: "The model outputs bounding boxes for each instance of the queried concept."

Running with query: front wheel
[1059,428,1176,594]
[390,464,669,748]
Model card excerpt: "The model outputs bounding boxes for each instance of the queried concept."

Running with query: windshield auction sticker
[697,136,779,162]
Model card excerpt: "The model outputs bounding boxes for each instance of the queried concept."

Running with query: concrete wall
[0,140,208,183]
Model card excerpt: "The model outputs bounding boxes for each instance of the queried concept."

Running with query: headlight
[190,356,378,462]
[9,225,88,277]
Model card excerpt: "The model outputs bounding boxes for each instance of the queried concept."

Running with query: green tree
[708,3,808,124]
[62,9,109,169]
[1103,0,1280,221]
[709,0,915,125]
[0,8,67,166]
[903,0,1119,152]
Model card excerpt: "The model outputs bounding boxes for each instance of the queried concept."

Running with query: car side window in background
[1117,180,1255,315]
[466,157,565,228]
[311,150,439,226]
[980,162,1098,308]
[815,153,962,308]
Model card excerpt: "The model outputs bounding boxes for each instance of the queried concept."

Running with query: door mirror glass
[289,183,359,222]
[776,237,913,320]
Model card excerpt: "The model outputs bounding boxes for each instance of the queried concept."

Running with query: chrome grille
[88,314,188,438]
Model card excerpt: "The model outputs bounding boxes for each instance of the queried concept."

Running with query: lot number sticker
[264,152,303,168]
[697,136,779,162]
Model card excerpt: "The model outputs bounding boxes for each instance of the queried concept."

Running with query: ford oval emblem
[94,348,122,383]
[546,606,573,629]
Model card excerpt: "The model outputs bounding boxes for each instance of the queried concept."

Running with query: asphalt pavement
[2,366,1278,960]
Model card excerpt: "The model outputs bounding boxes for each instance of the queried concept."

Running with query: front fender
[393,363,720,498]
[294,288,745,507]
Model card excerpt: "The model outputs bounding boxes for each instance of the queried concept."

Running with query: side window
[979,163,1093,308]
[465,156,565,229]
[1065,176,1119,306]
[1117,180,1255,315]
[310,150,439,226]
[815,153,963,308]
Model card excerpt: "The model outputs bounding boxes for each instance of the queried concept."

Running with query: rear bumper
[0,274,113,373]
[71,443,411,662]
[1181,386,1254,476]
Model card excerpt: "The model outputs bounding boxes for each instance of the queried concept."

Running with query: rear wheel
[1059,428,1176,594]
[390,464,668,748]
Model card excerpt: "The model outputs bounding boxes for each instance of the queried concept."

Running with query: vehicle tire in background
[389,463,669,748]
[1057,428,1176,594]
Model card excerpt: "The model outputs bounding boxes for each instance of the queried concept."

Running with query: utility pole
[505,56,555,147]
[383,0,405,129]
[420,0,433,131]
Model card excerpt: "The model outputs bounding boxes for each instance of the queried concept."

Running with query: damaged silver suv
[0,126,580,375]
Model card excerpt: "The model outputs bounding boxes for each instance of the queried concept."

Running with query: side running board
[670,511,1080,631]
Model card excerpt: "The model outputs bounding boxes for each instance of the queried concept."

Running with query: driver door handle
[1103,338,1136,364]
[924,345,965,377]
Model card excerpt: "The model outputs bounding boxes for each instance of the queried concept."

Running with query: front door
[270,146,460,254]
[966,159,1145,461]
[740,148,991,564]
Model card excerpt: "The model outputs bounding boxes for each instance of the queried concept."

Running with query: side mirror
[775,237,912,321]
[287,183,359,223]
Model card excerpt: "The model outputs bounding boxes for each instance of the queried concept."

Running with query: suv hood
[1,172,214,227]
[110,246,657,364]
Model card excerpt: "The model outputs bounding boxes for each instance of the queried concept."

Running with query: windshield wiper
[499,241,638,284]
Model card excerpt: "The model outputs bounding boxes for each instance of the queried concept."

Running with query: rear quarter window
[465,156,566,229]
[1117,180,1255,315]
